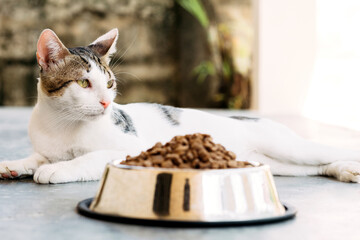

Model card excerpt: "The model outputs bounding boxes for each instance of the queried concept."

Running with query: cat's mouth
[82,113,103,121]
[81,110,106,120]
[86,111,105,117]
[74,106,108,120]
[86,113,101,117]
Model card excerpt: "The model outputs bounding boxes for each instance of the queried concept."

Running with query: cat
[0,28,360,184]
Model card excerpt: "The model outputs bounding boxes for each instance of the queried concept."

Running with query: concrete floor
[1,107,360,240]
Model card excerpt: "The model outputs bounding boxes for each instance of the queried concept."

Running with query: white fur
[2,98,360,183]
[1,30,360,184]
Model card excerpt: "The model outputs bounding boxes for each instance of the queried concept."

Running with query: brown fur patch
[99,57,113,79]
[40,55,90,96]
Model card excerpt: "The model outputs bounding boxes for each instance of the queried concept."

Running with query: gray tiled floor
[1,107,360,240]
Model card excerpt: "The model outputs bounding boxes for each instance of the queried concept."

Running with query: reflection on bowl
[89,160,286,223]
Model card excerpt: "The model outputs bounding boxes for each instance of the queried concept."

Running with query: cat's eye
[77,79,90,88]
[107,80,115,89]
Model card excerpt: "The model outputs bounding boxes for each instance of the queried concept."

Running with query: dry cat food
[121,133,253,169]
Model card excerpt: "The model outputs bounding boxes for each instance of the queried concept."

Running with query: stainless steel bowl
[88,160,289,223]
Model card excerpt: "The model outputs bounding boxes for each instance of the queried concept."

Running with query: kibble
[121,133,253,169]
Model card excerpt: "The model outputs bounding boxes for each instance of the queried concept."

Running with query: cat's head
[36,29,118,121]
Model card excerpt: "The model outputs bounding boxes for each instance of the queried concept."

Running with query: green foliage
[177,0,246,109]
[228,95,243,109]
[193,61,215,83]
[222,59,232,80]
[176,0,209,28]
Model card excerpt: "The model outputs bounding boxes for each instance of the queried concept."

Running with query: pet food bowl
[77,160,296,226]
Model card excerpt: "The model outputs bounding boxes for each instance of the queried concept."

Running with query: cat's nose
[100,100,110,109]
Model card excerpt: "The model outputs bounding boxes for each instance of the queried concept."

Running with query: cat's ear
[36,29,70,71]
[88,28,118,65]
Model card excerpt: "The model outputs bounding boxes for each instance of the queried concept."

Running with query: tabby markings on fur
[112,105,137,135]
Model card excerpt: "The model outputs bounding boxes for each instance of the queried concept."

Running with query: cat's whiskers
[46,108,75,130]
[59,110,87,131]
[46,105,85,128]
[113,71,142,82]
[113,33,138,68]
[61,115,83,132]
[110,31,138,69]
[113,76,126,86]
[109,46,126,69]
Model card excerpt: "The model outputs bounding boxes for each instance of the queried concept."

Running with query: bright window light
[303,0,360,130]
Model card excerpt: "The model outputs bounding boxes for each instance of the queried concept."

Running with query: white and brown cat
[0,28,360,184]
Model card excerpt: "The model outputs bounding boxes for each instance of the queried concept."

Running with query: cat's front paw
[0,160,29,179]
[323,161,360,183]
[34,162,75,184]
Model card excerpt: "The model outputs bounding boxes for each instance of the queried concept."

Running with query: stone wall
[0,0,252,107]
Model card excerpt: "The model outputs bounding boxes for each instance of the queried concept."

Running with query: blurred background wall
[255,0,360,130]
[0,0,253,108]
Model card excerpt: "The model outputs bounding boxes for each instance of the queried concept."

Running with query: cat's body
[1,29,360,184]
